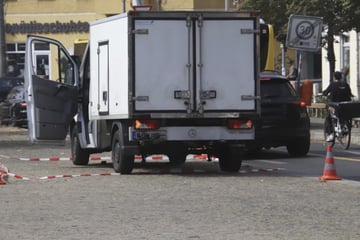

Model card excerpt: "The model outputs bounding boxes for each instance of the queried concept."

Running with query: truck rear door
[133,19,190,112]
[24,36,78,143]
[195,18,256,112]
[133,12,258,115]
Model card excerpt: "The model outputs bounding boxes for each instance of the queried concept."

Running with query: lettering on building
[5,21,90,35]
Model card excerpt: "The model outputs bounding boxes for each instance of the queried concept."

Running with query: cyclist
[323,71,353,142]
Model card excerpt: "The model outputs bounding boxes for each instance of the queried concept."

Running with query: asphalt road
[0,125,360,240]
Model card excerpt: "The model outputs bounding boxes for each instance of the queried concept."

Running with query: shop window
[6,43,16,51]
[35,55,49,79]
[6,43,25,77]
[18,43,26,51]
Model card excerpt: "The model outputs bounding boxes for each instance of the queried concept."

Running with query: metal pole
[225,0,229,11]
[0,0,7,77]
[296,50,302,94]
[281,43,286,76]
[122,0,126,12]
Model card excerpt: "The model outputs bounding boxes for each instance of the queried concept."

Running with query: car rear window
[261,78,297,98]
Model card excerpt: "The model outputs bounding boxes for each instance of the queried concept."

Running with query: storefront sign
[5,20,89,35]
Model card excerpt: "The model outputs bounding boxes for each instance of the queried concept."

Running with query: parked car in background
[246,71,310,156]
[0,77,24,102]
[0,85,27,127]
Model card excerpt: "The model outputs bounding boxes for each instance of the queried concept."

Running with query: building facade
[4,0,241,77]
[4,0,328,90]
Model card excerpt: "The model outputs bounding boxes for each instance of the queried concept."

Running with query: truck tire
[112,129,134,174]
[71,126,90,165]
[218,144,242,172]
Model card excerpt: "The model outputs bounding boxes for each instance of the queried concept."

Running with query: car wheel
[286,136,310,157]
[218,144,242,172]
[71,126,90,165]
[112,129,134,174]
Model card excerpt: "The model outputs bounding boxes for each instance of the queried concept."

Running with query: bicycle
[324,102,352,150]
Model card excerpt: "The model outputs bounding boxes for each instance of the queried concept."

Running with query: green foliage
[240,0,360,77]
[241,0,360,42]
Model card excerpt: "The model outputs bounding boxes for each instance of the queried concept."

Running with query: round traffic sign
[295,20,314,40]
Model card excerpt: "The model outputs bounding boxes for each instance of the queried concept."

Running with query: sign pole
[296,50,302,94]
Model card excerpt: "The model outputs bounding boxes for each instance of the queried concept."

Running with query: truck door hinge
[197,15,203,28]
[132,29,149,35]
[174,90,190,100]
[200,90,216,99]
[240,29,260,34]
[241,95,261,101]
[186,15,192,27]
[133,96,149,101]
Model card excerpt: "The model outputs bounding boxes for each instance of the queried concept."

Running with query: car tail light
[20,102,27,107]
[299,101,307,108]
[290,101,307,108]
[134,119,160,129]
[227,119,253,129]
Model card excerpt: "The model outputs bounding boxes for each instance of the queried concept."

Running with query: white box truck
[24,11,260,174]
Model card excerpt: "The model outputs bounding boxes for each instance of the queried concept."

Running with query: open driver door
[24,35,78,144]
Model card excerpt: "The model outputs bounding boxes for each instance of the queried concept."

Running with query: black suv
[0,77,24,102]
[247,71,310,156]
[0,85,27,127]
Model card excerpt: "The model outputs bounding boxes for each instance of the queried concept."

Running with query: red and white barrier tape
[8,154,216,162]
[0,162,9,184]
[10,156,111,161]
[9,155,165,162]
[7,172,121,181]
[3,167,284,183]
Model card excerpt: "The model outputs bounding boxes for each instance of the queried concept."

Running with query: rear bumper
[253,121,310,147]
[130,126,255,141]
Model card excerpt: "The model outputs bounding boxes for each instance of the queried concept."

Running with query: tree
[240,0,360,81]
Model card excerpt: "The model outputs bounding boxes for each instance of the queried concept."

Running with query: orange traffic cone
[0,162,9,185]
[319,144,341,181]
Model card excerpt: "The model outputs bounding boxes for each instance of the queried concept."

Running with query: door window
[31,40,75,85]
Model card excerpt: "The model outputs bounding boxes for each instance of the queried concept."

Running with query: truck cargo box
[89,11,260,120]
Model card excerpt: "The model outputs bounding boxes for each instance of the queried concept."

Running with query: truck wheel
[286,136,310,157]
[112,129,134,174]
[71,127,90,165]
[218,144,242,172]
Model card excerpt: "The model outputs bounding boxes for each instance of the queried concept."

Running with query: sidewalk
[310,117,360,145]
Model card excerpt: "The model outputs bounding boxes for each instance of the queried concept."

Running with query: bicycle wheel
[336,119,351,150]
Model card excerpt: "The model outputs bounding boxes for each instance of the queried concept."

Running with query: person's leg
[325,111,334,141]
[325,113,333,135]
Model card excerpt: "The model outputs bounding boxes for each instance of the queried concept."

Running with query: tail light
[20,102,27,107]
[299,101,307,108]
[290,101,307,108]
[134,119,160,129]
[227,119,253,129]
